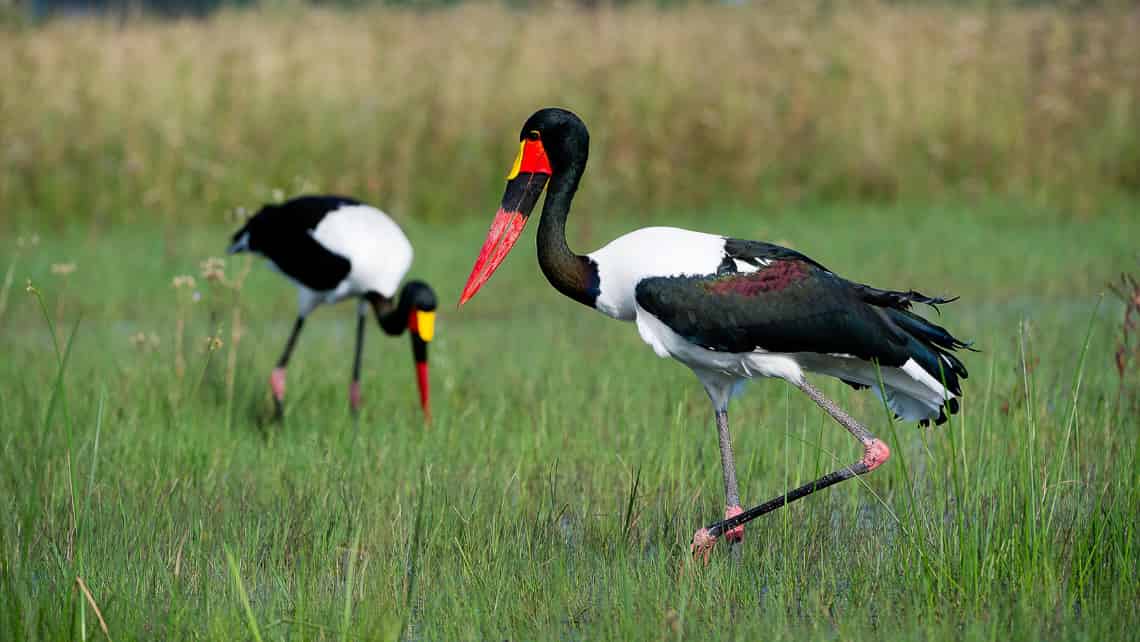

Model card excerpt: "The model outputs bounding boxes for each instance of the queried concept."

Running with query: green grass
[1,201,1138,640]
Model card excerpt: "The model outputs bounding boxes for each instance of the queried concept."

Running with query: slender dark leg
[349,304,366,417]
[692,378,891,561]
[714,409,746,559]
[271,316,305,420]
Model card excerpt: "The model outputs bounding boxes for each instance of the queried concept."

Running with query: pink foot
[724,505,745,544]
[270,367,287,402]
[349,381,361,413]
[691,527,717,564]
[861,439,891,472]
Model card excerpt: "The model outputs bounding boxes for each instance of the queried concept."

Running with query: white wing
[312,204,413,299]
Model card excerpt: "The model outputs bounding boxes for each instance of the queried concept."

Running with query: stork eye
[526,130,540,141]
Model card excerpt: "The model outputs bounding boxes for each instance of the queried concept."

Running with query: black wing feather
[635,238,971,396]
[721,238,830,272]
[262,234,352,291]
[230,195,357,291]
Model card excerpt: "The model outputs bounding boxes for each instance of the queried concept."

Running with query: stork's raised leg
[350,301,367,416]
[271,316,306,419]
[692,378,891,562]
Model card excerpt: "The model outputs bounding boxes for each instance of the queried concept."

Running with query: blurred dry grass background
[2,1,1138,230]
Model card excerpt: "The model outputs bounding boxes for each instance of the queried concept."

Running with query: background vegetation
[2,1,1139,640]
[2,1,1139,233]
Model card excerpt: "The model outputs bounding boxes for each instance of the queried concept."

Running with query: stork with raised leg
[229,195,437,420]
[457,108,971,560]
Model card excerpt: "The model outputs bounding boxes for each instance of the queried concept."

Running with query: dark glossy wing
[716,238,830,273]
[636,240,969,394]
[262,233,352,291]
[231,195,357,291]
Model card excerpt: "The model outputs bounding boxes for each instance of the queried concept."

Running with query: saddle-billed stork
[229,195,437,419]
[458,108,971,560]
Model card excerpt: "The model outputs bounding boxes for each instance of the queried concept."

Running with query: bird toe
[691,527,717,564]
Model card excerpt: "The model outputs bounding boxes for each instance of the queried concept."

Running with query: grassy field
[2,200,1138,640]
[3,1,1140,639]
[3,3,1140,232]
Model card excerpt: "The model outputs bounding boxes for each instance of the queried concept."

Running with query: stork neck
[537,161,599,308]
[372,289,410,336]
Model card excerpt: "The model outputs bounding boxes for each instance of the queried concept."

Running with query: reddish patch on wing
[706,260,808,296]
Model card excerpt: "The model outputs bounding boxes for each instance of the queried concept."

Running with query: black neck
[372,289,412,336]
[536,158,599,308]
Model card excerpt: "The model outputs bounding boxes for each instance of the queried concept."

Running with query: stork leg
[271,316,306,420]
[697,373,747,560]
[349,301,367,417]
[692,378,891,562]
[714,409,746,557]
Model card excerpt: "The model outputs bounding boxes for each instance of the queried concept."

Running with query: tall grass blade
[340,528,360,642]
[621,465,641,543]
[398,468,428,642]
[0,252,18,323]
[1045,295,1102,533]
[224,546,264,642]
[74,576,111,641]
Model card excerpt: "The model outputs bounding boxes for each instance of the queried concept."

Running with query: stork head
[368,281,437,419]
[403,281,436,419]
[458,108,588,306]
[226,205,273,254]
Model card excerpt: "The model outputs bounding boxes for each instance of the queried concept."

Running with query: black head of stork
[370,280,437,417]
[458,108,593,307]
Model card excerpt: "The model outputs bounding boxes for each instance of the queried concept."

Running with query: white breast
[587,226,727,321]
[312,204,413,299]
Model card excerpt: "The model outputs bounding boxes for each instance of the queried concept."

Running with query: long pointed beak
[409,310,434,419]
[227,231,250,255]
[410,334,430,420]
[415,360,430,419]
[459,139,552,306]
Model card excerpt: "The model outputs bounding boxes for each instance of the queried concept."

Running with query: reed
[1,2,1137,232]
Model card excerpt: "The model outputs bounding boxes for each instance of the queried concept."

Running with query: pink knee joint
[270,367,287,402]
[349,381,361,411]
[724,505,745,543]
[861,439,891,472]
